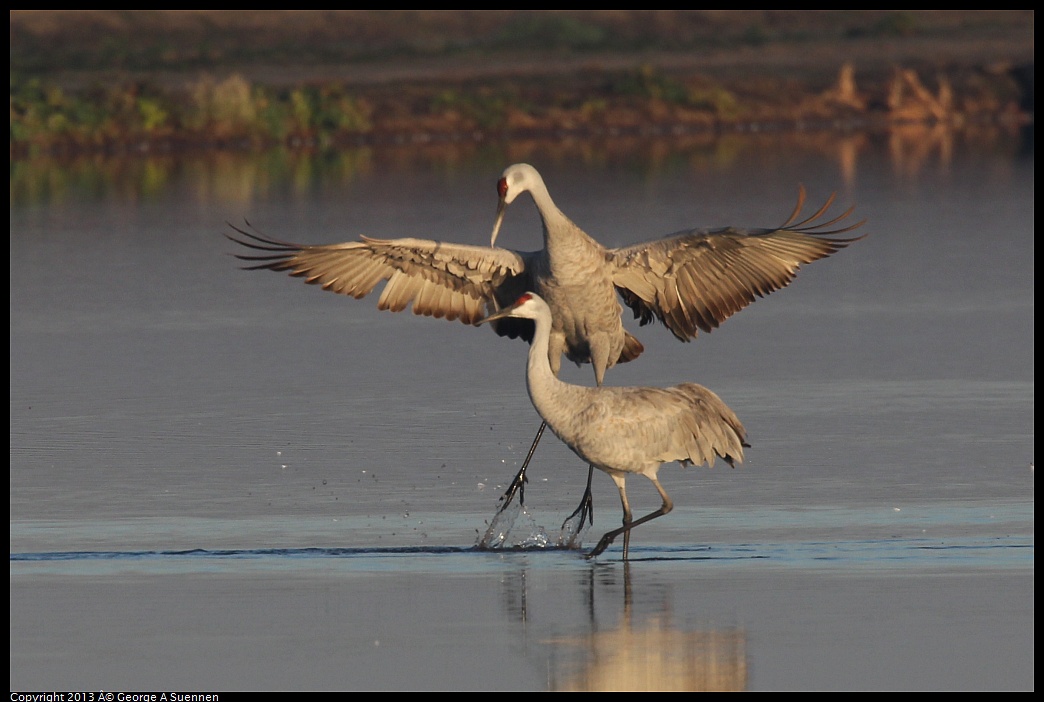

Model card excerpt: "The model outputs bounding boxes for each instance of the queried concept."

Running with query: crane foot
[585,532,616,559]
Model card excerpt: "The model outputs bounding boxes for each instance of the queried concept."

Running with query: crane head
[490,163,540,248]
[476,292,545,325]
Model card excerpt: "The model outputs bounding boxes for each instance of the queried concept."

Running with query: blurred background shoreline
[10,10,1034,158]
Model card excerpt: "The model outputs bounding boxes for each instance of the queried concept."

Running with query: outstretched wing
[226,222,533,326]
[609,186,866,341]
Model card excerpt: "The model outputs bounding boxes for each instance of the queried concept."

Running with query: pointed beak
[476,304,513,326]
[491,197,507,248]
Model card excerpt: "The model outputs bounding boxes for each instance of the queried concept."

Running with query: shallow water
[10,128,1034,690]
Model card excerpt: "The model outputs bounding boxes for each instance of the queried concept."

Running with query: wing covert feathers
[226,222,529,325]
[611,186,865,341]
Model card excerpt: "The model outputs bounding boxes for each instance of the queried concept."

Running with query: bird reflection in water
[501,563,748,692]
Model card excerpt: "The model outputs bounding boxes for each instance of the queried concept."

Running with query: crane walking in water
[227,163,862,533]
[479,292,747,559]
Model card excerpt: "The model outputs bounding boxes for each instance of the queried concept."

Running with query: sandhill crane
[478,292,747,559]
[227,163,862,529]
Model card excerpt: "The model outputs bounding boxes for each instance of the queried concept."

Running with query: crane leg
[586,477,673,560]
[562,464,595,530]
[586,507,663,559]
[496,420,546,512]
[563,358,610,530]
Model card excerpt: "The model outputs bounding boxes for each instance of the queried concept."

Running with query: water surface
[10,129,1034,690]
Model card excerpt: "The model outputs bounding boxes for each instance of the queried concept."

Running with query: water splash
[477,499,543,549]
[476,497,591,551]
[558,510,588,550]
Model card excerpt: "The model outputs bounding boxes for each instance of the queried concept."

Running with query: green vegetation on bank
[10,75,375,154]
[10,68,755,156]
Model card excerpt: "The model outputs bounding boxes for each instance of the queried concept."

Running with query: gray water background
[10,128,1034,690]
